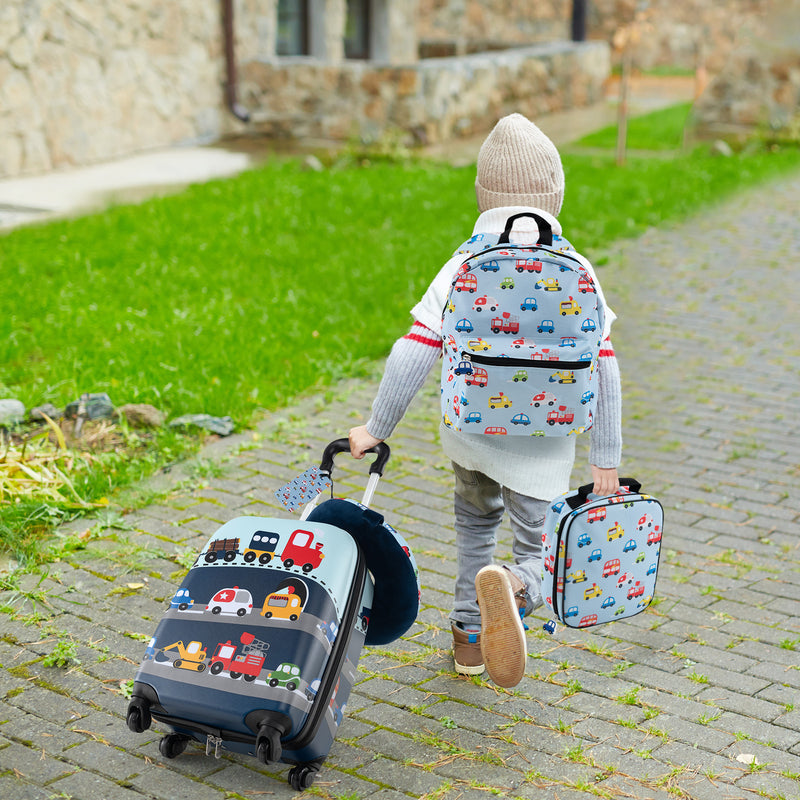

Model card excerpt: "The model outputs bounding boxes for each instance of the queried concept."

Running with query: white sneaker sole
[454,660,485,676]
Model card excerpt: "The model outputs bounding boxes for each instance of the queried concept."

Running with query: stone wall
[586,0,766,72]
[2,0,794,181]
[416,1,569,54]
[691,0,800,135]
[240,41,610,145]
[415,1,771,74]
[0,1,230,178]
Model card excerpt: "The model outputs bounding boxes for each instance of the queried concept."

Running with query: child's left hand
[591,465,620,496]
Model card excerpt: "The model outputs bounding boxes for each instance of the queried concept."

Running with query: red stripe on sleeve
[598,337,615,358]
[404,322,441,349]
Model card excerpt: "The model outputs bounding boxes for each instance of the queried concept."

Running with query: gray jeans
[451,462,548,627]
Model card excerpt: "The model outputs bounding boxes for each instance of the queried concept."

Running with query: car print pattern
[541,486,663,628]
[441,227,605,436]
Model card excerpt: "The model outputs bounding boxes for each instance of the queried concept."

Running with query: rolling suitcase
[126,440,418,790]
[541,479,663,630]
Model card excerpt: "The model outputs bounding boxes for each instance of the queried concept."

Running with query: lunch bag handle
[497,212,553,247]
[566,478,643,510]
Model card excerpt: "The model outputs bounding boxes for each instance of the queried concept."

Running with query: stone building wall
[585,0,766,72]
[691,0,800,135]
[241,41,609,145]
[416,1,569,55]
[1,1,795,181]
[0,1,229,178]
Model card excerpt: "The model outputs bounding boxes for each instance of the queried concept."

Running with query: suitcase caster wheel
[288,765,316,790]
[159,734,190,759]
[126,699,151,733]
[158,733,190,758]
[255,727,282,765]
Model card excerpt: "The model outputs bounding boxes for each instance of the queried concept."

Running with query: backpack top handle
[497,212,553,247]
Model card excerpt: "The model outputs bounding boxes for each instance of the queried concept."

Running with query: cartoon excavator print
[162,640,207,672]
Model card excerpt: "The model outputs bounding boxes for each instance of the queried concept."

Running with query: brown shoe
[451,623,485,676]
[475,565,527,688]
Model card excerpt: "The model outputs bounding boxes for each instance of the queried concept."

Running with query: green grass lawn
[570,101,693,151]
[2,105,800,563]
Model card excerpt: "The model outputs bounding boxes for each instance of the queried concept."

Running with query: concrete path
[2,173,800,799]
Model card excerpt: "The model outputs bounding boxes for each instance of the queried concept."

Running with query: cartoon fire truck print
[209,631,270,681]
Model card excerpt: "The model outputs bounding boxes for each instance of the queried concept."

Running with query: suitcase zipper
[282,543,368,752]
[462,352,592,370]
[206,734,223,758]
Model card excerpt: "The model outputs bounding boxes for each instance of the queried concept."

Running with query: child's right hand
[349,425,384,459]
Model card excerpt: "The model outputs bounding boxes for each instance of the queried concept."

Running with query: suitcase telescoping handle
[565,478,642,511]
[320,438,391,478]
[299,439,391,520]
[497,212,553,247]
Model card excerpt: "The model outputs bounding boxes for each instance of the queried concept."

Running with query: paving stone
[694,687,787,724]
[201,761,289,795]
[649,740,744,780]
[62,740,149,780]
[0,740,75,783]
[0,775,53,800]
[736,769,800,799]
[357,755,444,794]
[711,711,800,751]
[126,765,229,798]
[48,768,148,799]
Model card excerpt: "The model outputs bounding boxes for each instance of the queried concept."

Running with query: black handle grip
[497,212,553,247]
[320,438,391,477]
[565,477,642,510]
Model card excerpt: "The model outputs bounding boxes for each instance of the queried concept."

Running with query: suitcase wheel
[126,699,152,733]
[288,764,317,790]
[159,733,191,759]
[255,726,283,765]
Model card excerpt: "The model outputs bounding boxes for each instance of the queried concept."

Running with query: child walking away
[350,113,623,688]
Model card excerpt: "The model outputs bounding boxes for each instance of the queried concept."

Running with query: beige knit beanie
[475,113,565,217]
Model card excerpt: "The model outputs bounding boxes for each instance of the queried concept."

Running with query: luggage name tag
[274,466,332,512]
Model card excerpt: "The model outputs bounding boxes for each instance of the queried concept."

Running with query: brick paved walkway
[2,172,799,800]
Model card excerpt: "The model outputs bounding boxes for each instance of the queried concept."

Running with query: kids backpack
[441,212,605,436]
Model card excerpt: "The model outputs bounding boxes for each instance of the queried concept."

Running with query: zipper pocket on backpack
[462,352,592,370]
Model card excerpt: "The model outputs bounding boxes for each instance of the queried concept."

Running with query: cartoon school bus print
[281,529,325,572]
[261,578,308,621]
[602,558,621,578]
[243,530,281,564]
